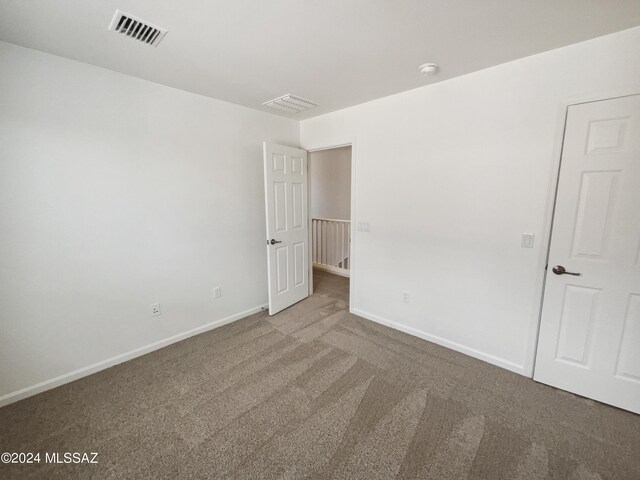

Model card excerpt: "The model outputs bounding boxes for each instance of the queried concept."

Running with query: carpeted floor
[1,270,639,479]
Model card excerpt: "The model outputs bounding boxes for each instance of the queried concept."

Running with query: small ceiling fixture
[418,63,439,76]
[108,10,168,47]
[263,94,317,114]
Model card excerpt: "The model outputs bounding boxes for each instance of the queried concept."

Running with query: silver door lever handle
[269,239,282,245]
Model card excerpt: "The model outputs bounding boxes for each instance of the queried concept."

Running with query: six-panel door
[535,95,640,414]
[263,142,309,315]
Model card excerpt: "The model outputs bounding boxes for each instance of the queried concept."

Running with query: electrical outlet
[402,292,410,303]
[150,303,161,316]
[213,286,222,299]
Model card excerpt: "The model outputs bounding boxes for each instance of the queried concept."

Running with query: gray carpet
[1,270,639,479]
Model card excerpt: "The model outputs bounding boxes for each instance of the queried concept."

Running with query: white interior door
[535,94,640,414]
[263,142,309,315]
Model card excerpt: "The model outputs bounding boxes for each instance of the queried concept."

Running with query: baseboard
[351,308,526,376]
[313,264,350,278]
[0,304,268,408]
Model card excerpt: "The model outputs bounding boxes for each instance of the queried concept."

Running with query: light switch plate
[357,222,370,232]
[521,233,535,248]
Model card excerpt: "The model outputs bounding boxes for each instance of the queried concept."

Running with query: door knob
[552,265,581,276]
[269,239,282,245]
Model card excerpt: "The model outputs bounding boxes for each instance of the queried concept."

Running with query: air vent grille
[108,10,167,47]
[263,94,318,114]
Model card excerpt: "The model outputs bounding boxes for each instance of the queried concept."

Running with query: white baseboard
[351,308,526,376]
[313,264,350,278]
[0,304,267,408]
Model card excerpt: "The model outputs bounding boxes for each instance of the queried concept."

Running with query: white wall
[310,146,351,220]
[0,41,299,404]
[301,27,640,375]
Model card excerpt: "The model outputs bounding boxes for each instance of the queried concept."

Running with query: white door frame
[304,139,357,312]
[529,89,640,378]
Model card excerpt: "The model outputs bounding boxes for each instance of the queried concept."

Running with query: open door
[263,142,310,315]
[534,94,640,414]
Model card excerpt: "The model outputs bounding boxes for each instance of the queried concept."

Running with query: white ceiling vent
[263,94,317,114]
[108,10,167,47]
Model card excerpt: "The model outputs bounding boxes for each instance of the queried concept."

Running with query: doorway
[309,146,352,303]
[534,94,640,414]
[262,142,355,315]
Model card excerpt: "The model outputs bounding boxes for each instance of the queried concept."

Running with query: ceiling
[1,0,639,119]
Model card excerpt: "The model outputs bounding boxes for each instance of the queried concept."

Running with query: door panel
[292,183,304,229]
[555,285,599,367]
[263,142,309,315]
[274,182,287,232]
[571,171,618,259]
[293,242,305,286]
[617,294,640,381]
[276,246,288,294]
[535,94,640,414]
